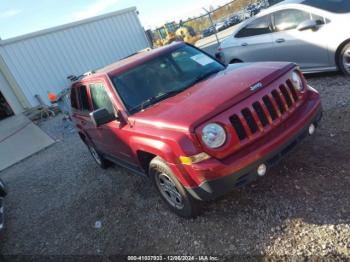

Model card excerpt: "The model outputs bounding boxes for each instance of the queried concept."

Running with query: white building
[0,6,149,120]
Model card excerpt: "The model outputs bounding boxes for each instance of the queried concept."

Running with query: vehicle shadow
[304,71,343,78]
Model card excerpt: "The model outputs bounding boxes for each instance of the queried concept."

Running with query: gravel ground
[0,72,349,259]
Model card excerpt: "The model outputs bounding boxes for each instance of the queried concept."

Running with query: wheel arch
[229,58,243,64]
[130,138,197,187]
[335,38,350,68]
[137,150,156,175]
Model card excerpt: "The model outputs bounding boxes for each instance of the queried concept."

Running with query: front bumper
[186,107,322,201]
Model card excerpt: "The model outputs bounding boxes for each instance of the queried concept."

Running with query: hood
[131,62,295,132]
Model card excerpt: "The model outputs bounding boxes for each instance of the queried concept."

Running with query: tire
[338,42,350,75]
[149,157,202,218]
[86,143,110,169]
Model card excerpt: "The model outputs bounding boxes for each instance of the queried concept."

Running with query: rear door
[270,8,330,70]
[233,14,275,62]
[88,81,137,166]
[72,84,95,143]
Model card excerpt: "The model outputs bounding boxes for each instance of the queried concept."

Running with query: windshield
[110,45,225,114]
[303,0,350,13]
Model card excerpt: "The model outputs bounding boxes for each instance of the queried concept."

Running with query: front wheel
[149,157,202,218]
[339,42,350,75]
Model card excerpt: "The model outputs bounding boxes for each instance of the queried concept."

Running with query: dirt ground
[0,72,349,260]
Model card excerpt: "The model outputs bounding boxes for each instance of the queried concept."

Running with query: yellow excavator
[154,22,200,47]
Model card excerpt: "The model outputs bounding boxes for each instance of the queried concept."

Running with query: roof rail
[67,70,96,82]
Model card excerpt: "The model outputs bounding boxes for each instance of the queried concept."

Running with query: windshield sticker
[190,54,214,66]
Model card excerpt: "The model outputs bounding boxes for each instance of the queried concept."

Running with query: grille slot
[230,115,247,140]
[242,108,258,134]
[280,85,293,108]
[262,96,277,120]
[272,90,285,114]
[253,102,268,127]
[229,78,301,143]
[286,79,299,101]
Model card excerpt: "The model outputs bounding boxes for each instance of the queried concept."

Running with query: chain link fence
[148,0,276,46]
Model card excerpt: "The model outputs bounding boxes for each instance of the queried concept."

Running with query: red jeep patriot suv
[70,42,322,217]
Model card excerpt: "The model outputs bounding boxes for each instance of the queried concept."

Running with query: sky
[0,0,231,40]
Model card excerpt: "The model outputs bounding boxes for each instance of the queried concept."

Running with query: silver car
[217,0,350,75]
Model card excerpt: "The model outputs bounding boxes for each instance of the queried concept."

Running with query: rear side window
[273,9,311,31]
[236,15,272,38]
[70,87,78,109]
[78,85,90,112]
[90,83,114,114]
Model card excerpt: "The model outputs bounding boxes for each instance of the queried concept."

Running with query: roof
[94,42,186,77]
[0,7,137,45]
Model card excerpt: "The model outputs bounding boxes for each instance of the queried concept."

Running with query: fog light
[308,123,316,135]
[257,164,267,177]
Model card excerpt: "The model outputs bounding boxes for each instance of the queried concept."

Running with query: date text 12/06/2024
[127,255,220,261]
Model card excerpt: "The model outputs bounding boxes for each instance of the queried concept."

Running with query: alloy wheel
[156,173,184,209]
[342,47,350,74]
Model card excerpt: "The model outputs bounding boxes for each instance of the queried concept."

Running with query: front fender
[129,136,199,187]
[129,136,177,164]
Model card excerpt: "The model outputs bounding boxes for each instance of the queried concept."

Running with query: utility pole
[202,7,220,45]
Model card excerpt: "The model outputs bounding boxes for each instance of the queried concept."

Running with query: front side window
[110,45,224,114]
[236,15,272,38]
[303,0,350,14]
[89,83,114,114]
[274,9,311,31]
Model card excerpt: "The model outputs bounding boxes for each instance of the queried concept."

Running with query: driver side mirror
[90,108,116,127]
[297,20,318,31]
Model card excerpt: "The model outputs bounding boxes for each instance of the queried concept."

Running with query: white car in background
[215,22,226,32]
[217,0,350,75]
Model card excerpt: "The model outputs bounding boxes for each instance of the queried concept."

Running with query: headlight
[201,123,226,149]
[292,71,304,92]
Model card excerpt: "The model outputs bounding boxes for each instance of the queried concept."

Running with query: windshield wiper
[138,88,188,112]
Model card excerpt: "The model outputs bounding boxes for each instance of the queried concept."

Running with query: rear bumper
[186,107,322,201]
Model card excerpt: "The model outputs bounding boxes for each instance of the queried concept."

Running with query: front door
[271,9,330,70]
[88,82,137,166]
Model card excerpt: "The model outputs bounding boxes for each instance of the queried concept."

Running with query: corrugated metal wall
[0,7,149,106]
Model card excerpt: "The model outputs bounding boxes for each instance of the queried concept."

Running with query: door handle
[275,38,285,43]
[241,43,248,46]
